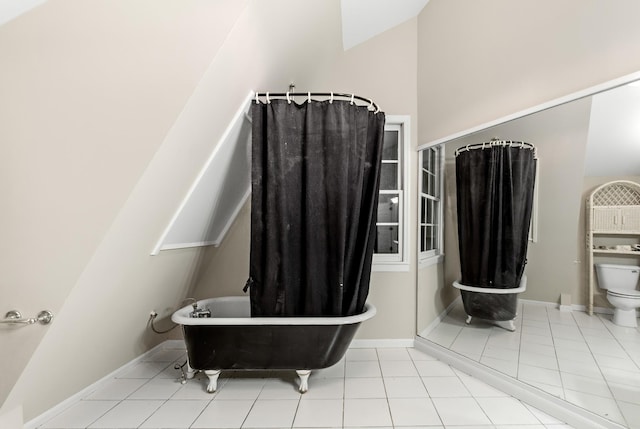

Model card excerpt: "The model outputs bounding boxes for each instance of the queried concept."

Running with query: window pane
[422,151,429,171]
[424,226,434,251]
[375,226,399,254]
[420,226,427,252]
[383,131,399,160]
[380,163,398,190]
[377,194,399,223]
[428,172,436,196]
[421,198,426,223]
[426,199,433,223]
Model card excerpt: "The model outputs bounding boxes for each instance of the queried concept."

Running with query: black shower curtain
[247,99,385,317]
[456,144,536,289]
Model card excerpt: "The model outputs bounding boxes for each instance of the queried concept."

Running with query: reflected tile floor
[36,342,574,429]
[424,299,640,428]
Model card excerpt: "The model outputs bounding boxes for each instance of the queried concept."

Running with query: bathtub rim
[172,296,376,326]
[452,274,527,294]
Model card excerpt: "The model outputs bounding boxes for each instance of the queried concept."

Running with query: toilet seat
[607,288,640,298]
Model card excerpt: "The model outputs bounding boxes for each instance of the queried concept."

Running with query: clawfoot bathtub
[452,275,527,332]
[171,296,376,393]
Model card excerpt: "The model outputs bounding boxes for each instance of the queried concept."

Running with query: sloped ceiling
[341,0,429,50]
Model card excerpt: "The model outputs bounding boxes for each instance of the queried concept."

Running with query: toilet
[595,263,640,327]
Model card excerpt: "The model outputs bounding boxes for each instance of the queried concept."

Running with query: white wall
[0,0,247,418]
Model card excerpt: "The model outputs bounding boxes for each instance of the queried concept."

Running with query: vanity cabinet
[586,180,640,315]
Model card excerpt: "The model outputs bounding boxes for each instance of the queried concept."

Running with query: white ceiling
[341,0,429,50]
[584,83,640,176]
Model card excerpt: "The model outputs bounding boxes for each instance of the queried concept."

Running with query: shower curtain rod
[254,91,381,113]
[455,140,537,158]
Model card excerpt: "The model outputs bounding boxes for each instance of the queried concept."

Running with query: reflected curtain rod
[454,140,537,158]
[254,91,381,113]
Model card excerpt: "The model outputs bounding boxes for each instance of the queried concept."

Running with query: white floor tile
[258,377,302,399]
[143,348,186,362]
[87,400,164,428]
[376,347,412,361]
[84,378,148,400]
[127,377,182,400]
[301,377,344,399]
[408,347,438,361]
[479,355,518,377]
[343,398,392,426]
[476,397,540,425]
[431,397,491,426]
[40,401,118,429]
[457,373,509,397]
[191,400,254,429]
[139,400,208,428]
[388,397,442,426]
[560,372,612,398]
[518,350,558,371]
[380,359,419,377]
[563,390,626,426]
[214,378,266,400]
[608,381,640,405]
[413,360,456,377]
[344,377,386,398]
[116,361,169,379]
[242,399,298,428]
[345,360,382,378]
[517,364,561,387]
[293,399,343,428]
[346,348,378,361]
[618,400,640,429]
[421,376,470,397]
[383,376,428,398]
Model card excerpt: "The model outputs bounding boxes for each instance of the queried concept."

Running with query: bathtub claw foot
[296,370,311,393]
[186,362,197,380]
[204,370,221,393]
[465,315,472,325]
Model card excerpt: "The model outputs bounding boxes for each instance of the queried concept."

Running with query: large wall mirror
[416,73,640,428]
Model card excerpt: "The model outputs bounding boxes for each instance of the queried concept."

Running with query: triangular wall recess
[151,92,253,255]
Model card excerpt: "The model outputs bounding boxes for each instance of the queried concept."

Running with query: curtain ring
[350,94,355,105]
[308,92,311,103]
[368,98,373,110]
[481,142,486,150]
[286,91,291,104]
[266,92,270,104]
[255,92,259,104]
[330,92,334,103]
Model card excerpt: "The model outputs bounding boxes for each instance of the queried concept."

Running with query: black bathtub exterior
[460,290,518,322]
[183,323,360,371]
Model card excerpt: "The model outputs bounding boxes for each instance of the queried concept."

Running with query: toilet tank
[595,264,640,291]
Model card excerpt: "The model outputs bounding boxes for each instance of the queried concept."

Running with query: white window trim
[417,144,444,267]
[373,115,410,272]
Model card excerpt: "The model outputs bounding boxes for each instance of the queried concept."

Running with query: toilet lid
[608,288,640,298]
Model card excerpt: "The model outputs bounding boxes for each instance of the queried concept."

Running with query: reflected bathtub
[171,296,376,393]
[452,275,527,332]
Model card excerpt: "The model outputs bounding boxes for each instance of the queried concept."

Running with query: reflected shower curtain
[456,144,537,289]
[247,99,385,317]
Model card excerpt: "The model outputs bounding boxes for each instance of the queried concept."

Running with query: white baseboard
[414,336,625,429]
[418,296,462,338]
[25,341,178,429]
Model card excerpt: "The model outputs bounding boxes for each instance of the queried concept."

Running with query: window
[373,116,409,269]
[419,145,443,264]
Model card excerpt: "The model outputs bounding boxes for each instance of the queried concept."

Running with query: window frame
[372,116,410,271]
[418,144,444,267]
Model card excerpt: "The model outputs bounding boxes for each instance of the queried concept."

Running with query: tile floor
[424,299,640,428]
[36,342,575,429]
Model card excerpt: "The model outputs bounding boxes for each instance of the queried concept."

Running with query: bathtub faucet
[183,298,211,318]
